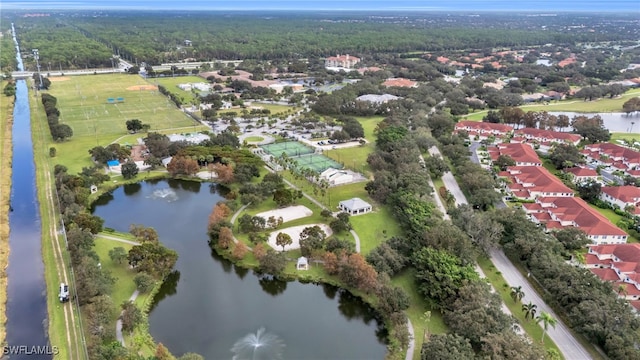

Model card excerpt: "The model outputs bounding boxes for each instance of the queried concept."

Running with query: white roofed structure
[339,197,372,215]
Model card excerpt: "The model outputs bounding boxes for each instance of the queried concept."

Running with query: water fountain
[231,327,285,360]
[149,188,178,202]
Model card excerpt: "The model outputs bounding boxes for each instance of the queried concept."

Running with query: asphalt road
[431,145,594,360]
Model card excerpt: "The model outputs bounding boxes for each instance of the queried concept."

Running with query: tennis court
[291,153,343,173]
[261,141,314,158]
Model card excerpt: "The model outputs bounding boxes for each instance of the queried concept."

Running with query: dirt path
[32,94,82,359]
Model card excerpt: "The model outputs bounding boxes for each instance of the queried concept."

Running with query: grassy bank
[30,85,85,359]
[0,82,14,345]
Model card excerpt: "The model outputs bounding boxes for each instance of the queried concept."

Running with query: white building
[338,198,372,215]
[320,168,353,186]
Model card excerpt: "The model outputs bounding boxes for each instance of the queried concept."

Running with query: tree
[420,334,474,360]
[259,250,286,275]
[622,97,640,114]
[424,156,449,178]
[412,247,478,305]
[129,224,159,243]
[337,253,378,293]
[536,311,558,343]
[366,242,407,276]
[3,82,16,97]
[72,212,104,234]
[167,156,199,176]
[549,143,583,169]
[522,302,538,320]
[177,353,205,360]
[275,232,292,251]
[494,154,516,171]
[577,180,601,203]
[49,147,56,157]
[218,226,234,249]
[212,163,234,183]
[120,161,139,179]
[299,225,326,257]
[510,285,524,303]
[108,247,127,264]
[155,343,173,360]
[125,119,143,133]
[572,115,610,143]
[553,227,590,251]
[134,272,155,293]
[480,331,546,359]
[232,241,248,260]
[120,300,143,333]
[51,123,73,141]
[128,242,178,279]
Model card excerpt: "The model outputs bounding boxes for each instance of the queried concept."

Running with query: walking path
[262,166,362,253]
[430,146,593,360]
[116,290,140,346]
[96,233,141,246]
[405,319,415,360]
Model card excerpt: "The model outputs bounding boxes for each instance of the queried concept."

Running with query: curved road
[430,145,593,359]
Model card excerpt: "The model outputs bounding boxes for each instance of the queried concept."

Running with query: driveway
[432,145,593,360]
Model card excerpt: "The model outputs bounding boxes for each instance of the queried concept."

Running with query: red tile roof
[564,167,598,177]
[382,78,418,88]
[455,121,513,133]
[492,143,541,166]
[514,128,582,144]
[535,197,628,237]
[591,268,621,281]
[502,166,574,197]
[601,186,640,204]
[585,253,613,266]
[585,143,640,165]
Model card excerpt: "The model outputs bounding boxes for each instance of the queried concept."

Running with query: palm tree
[510,285,524,303]
[521,302,537,320]
[536,311,557,343]
[617,284,628,298]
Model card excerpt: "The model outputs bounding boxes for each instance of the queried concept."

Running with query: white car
[59,283,69,303]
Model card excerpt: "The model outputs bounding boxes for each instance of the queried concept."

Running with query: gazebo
[297,257,309,270]
[338,197,372,215]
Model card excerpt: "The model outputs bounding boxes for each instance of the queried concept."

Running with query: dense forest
[8,11,640,68]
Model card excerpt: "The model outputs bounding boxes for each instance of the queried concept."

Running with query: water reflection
[168,178,201,192]
[123,182,142,196]
[258,274,288,297]
[149,270,181,312]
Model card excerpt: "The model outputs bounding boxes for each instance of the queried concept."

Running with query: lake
[92,179,387,359]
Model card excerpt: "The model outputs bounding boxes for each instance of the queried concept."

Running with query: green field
[521,88,640,113]
[244,136,264,142]
[152,75,206,105]
[36,74,207,173]
[350,207,402,255]
[326,116,383,178]
[47,74,198,138]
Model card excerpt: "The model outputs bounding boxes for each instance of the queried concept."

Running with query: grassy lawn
[325,144,373,178]
[93,238,137,308]
[252,102,300,115]
[35,74,207,173]
[462,110,488,121]
[244,135,264,142]
[151,75,205,105]
[0,81,12,345]
[476,256,563,356]
[610,132,640,145]
[350,207,402,255]
[31,87,85,360]
[520,88,640,113]
[391,270,448,360]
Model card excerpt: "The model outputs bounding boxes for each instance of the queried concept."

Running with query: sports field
[291,153,342,173]
[46,74,198,137]
[261,141,314,157]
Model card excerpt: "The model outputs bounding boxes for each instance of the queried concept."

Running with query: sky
[1,0,639,12]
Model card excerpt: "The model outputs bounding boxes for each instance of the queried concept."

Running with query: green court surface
[260,141,314,157]
[291,153,343,173]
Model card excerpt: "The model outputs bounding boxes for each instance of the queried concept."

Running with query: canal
[5,23,50,358]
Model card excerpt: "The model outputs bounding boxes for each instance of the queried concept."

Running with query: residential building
[382,78,418,88]
[563,167,599,184]
[498,166,574,200]
[600,186,640,214]
[512,128,581,154]
[522,197,628,244]
[586,244,640,307]
[488,143,542,166]
[454,121,513,142]
[355,94,400,104]
[583,143,640,176]
[324,54,360,69]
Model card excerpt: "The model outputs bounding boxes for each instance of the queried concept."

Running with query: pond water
[92,179,387,359]
[549,111,640,133]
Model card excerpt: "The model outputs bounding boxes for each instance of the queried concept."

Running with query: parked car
[59,283,69,303]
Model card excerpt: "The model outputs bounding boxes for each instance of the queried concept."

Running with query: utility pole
[32,49,44,90]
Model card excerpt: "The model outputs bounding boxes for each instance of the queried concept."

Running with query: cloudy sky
[1,0,638,12]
